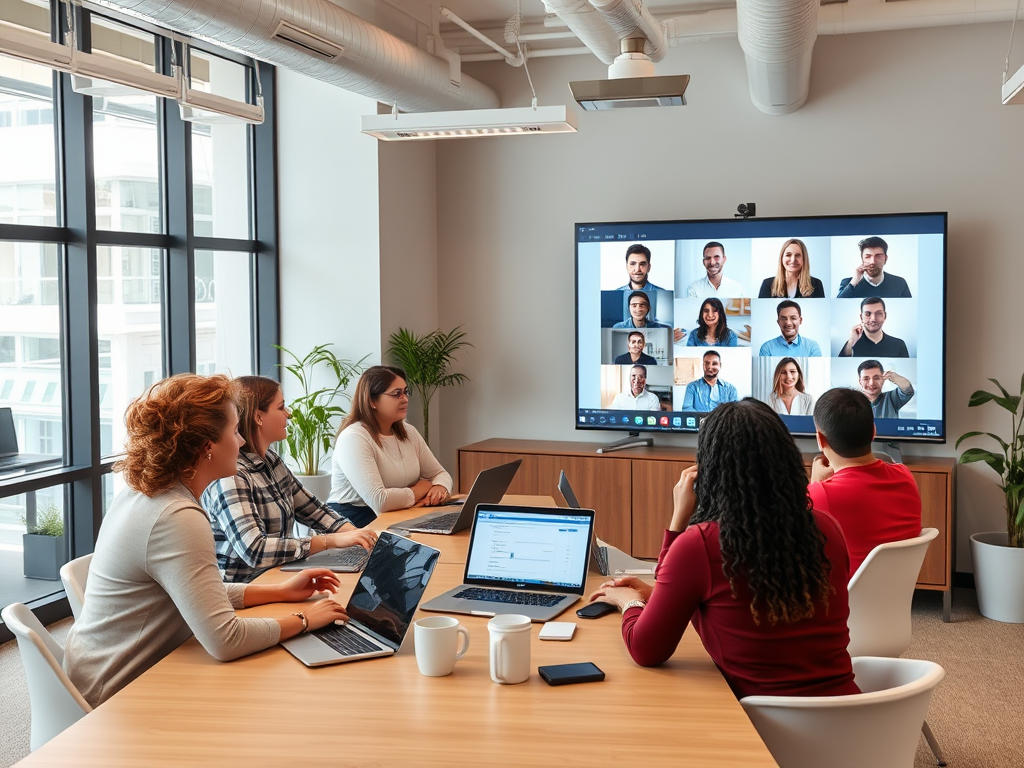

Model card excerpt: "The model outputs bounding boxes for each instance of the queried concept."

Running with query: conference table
[16,496,776,767]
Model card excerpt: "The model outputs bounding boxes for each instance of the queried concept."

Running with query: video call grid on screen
[575,213,947,442]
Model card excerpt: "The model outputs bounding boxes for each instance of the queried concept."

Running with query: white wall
[433,23,1024,570]
[277,69,382,471]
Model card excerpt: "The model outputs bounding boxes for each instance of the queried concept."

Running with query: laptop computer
[556,470,609,576]
[281,531,440,667]
[279,545,369,573]
[420,503,595,623]
[0,407,60,473]
[395,459,522,536]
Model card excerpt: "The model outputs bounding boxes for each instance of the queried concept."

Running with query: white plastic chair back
[741,656,945,768]
[1,602,92,750]
[847,528,938,658]
[59,553,93,621]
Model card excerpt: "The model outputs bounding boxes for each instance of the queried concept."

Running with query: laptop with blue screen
[419,504,596,622]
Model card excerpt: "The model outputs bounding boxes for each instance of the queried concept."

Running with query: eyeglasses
[381,387,412,399]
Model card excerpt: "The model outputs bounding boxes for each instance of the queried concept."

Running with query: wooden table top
[16,496,776,767]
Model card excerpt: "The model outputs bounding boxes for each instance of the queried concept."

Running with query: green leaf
[988,378,1010,399]
[955,431,1009,451]
[958,447,1006,477]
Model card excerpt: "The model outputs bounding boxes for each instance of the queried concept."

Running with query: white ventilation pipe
[736,0,819,115]
[589,0,667,62]
[87,0,498,112]
[542,0,622,64]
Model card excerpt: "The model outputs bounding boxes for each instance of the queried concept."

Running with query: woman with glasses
[203,376,377,583]
[327,365,452,527]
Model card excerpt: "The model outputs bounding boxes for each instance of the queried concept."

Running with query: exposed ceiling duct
[542,0,622,65]
[86,0,499,112]
[589,0,667,62]
[736,0,819,115]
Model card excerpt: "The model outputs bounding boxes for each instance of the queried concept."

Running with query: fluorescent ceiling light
[569,74,690,111]
[179,88,264,125]
[1003,63,1024,105]
[361,105,578,141]
[0,21,73,70]
[71,51,180,99]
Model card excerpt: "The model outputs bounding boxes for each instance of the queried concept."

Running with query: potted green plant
[387,326,472,447]
[275,343,366,500]
[957,373,1024,622]
[22,501,66,581]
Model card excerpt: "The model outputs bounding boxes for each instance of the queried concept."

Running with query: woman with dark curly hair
[685,298,739,347]
[63,374,349,707]
[589,398,859,698]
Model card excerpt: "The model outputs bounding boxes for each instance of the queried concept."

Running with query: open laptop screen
[465,506,593,591]
[346,533,439,648]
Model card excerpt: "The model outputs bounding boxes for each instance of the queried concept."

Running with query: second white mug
[488,614,532,684]
[414,616,470,677]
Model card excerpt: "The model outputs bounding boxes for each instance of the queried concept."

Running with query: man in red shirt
[809,388,922,577]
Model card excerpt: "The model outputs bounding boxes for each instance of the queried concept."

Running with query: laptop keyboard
[326,547,370,569]
[412,511,460,531]
[0,455,20,470]
[454,587,564,607]
[313,623,382,656]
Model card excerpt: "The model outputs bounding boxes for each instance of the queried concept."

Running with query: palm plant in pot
[957,373,1024,622]
[387,326,472,448]
[275,344,366,500]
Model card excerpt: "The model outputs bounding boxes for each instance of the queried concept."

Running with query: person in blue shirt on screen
[758,300,822,357]
[616,244,667,293]
[612,291,670,329]
[686,298,739,347]
[858,360,915,418]
[613,331,658,366]
[682,351,738,412]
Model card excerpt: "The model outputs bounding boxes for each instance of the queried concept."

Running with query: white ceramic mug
[414,616,470,677]
[488,614,532,684]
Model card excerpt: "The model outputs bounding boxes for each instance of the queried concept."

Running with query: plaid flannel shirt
[203,449,350,583]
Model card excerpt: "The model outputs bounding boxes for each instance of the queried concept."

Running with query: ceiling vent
[569,37,688,110]
[270,21,345,62]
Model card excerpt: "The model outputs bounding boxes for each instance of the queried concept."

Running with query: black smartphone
[576,601,616,619]
[539,662,605,686]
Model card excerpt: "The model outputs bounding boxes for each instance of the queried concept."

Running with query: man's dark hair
[703,241,726,257]
[813,388,875,458]
[702,350,721,362]
[627,331,645,342]
[776,299,802,317]
[858,236,888,255]
[631,364,648,376]
[857,359,884,377]
[625,243,651,261]
[859,296,886,313]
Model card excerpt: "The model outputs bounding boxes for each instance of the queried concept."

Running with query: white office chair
[1,602,92,750]
[847,527,945,765]
[741,656,945,768]
[59,553,93,621]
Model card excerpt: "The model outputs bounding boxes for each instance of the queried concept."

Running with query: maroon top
[808,460,922,577]
[621,510,859,699]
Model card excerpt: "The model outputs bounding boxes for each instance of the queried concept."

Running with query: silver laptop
[420,503,595,622]
[279,545,369,573]
[281,531,439,667]
[395,460,522,535]
[557,470,609,576]
[0,408,60,473]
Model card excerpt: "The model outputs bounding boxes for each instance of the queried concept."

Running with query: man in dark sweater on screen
[836,236,913,298]
[808,388,921,576]
[839,297,909,358]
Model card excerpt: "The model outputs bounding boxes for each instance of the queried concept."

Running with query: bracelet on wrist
[622,599,647,613]
[292,611,309,634]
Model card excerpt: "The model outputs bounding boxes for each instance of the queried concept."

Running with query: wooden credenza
[458,438,956,620]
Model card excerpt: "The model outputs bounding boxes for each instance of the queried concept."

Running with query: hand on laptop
[329,529,378,552]
[277,568,342,602]
[304,596,351,632]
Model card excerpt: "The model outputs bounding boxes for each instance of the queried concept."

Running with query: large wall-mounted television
[575,212,947,444]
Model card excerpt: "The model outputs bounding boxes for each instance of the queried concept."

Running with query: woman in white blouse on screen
[326,365,452,528]
[767,357,816,416]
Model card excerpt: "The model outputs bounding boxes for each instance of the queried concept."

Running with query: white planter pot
[295,472,331,503]
[970,531,1024,623]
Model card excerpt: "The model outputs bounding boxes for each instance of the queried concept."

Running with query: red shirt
[622,510,859,699]
[808,460,922,577]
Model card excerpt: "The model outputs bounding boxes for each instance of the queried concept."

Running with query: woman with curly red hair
[63,374,349,707]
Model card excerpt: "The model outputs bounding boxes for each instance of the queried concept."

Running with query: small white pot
[970,531,1024,623]
[295,473,332,504]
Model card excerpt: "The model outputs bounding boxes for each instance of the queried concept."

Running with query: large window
[0,2,278,630]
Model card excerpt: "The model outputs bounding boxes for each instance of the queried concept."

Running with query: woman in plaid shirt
[203,376,376,583]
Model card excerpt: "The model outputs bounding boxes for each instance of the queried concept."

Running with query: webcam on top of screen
[735,203,756,219]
